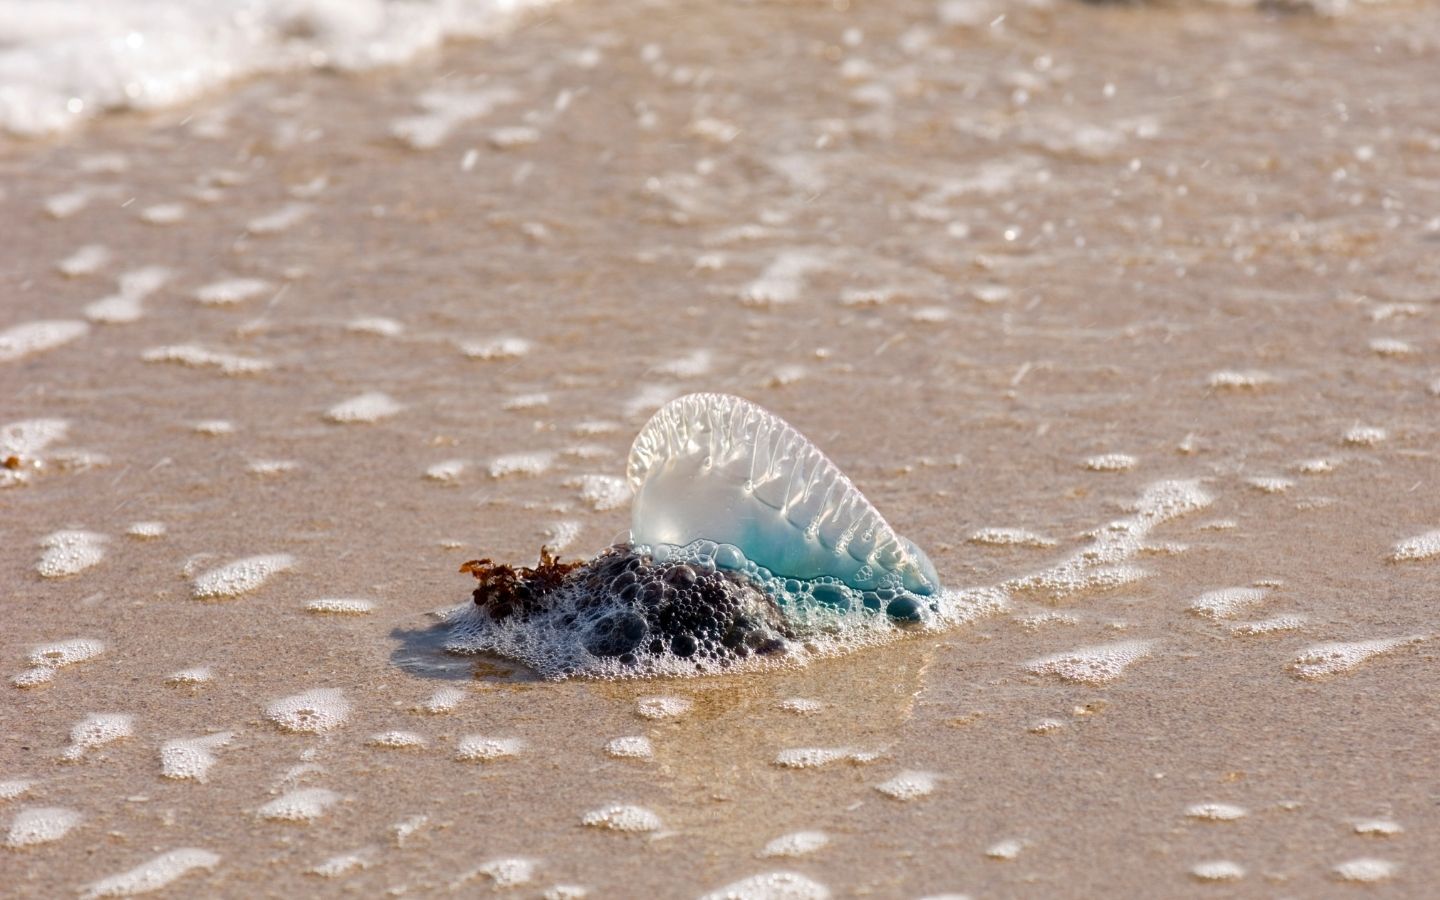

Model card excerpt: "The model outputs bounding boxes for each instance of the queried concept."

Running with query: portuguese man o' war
[444,392,980,679]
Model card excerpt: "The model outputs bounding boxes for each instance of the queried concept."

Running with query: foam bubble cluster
[1005,480,1211,601]
[1026,640,1155,685]
[159,732,234,781]
[1333,858,1396,883]
[699,872,830,900]
[760,831,829,858]
[305,598,375,615]
[5,807,83,848]
[1290,636,1426,678]
[192,554,294,599]
[259,788,340,823]
[1185,803,1247,821]
[62,713,134,761]
[0,320,89,363]
[456,736,524,762]
[13,637,105,688]
[36,530,108,578]
[581,804,662,833]
[606,736,654,759]
[874,771,937,801]
[1390,530,1440,562]
[80,849,219,899]
[1188,587,1269,619]
[1190,861,1244,882]
[326,392,402,424]
[266,689,351,733]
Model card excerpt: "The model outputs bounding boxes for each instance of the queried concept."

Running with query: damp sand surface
[3,1,1440,897]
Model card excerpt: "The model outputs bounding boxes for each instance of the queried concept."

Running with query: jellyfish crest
[626,393,940,595]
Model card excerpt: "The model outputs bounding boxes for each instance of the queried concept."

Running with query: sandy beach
[3,0,1439,896]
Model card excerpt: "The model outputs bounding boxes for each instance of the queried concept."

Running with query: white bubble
[1185,803,1247,821]
[1026,640,1155,685]
[1207,370,1274,390]
[392,815,429,846]
[1188,587,1269,619]
[309,850,373,878]
[777,698,823,715]
[1343,425,1387,446]
[304,598,375,615]
[62,713,134,760]
[347,316,405,337]
[581,804,662,832]
[5,807,82,847]
[1230,615,1304,636]
[773,748,875,769]
[58,244,111,278]
[874,771,937,801]
[1391,530,1440,562]
[126,521,167,539]
[1245,476,1294,494]
[25,637,105,670]
[192,554,294,599]
[740,251,828,306]
[258,788,340,822]
[80,848,220,898]
[190,419,235,436]
[0,320,89,362]
[504,392,551,410]
[248,459,299,476]
[456,736,524,762]
[467,858,536,888]
[985,839,1025,860]
[326,392,402,424]
[544,520,583,552]
[425,460,467,483]
[654,349,714,379]
[606,736,654,759]
[461,336,532,360]
[142,345,273,376]
[266,689,351,733]
[759,831,829,858]
[165,666,213,685]
[1083,453,1137,472]
[573,420,619,436]
[1005,480,1211,600]
[139,203,186,225]
[417,686,465,714]
[369,731,427,750]
[247,203,312,235]
[1333,858,1396,883]
[637,696,691,719]
[1291,636,1426,678]
[570,474,631,511]
[36,530,108,578]
[698,871,830,900]
[1190,861,1244,882]
[1354,819,1403,836]
[191,277,270,305]
[1369,338,1416,357]
[489,452,554,478]
[0,779,37,801]
[159,732,234,781]
[543,886,590,900]
[969,527,1057,547]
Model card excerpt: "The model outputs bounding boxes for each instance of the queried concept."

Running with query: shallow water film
[4,0,1440,896]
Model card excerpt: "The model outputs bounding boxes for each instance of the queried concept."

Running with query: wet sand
[3,0,1439,896]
